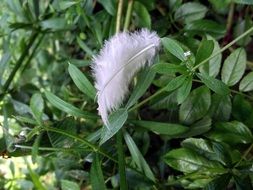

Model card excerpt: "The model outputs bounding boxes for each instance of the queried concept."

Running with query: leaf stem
[192,26,253,71]
[123,0,134,31]
[44,126,117,162]
[116,130,128,190]
[116,0,124,33]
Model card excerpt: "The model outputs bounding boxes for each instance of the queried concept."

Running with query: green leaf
[149,90,178,110]
[161,38,187,61]
[185,19,226,39]
[90,154,107,190]
[45,91,96,119]
[100,109,128,145]
[164,75,187,92]
[182,138,232,166]
[177,76,192,104]
[97,0,115,15]
[76,37,94,57]
[164,148,223,174]
[134,2,151,28]
[221,48,246,86]
[14,116,37,125]
[232,95,253,126]
[199,35,222,77]
[233,174,252,190]
[61,180,80,190]
[32,134,41,164]
[179,86,211,125]
[204,174,231,190]
[25,158,46,190]
[30,93,44,125]
[233,0,253,5]
[68,63,96,100]
[40,18,69,30]
[208,121,253,145]
[59,1,78,10]
[126,68,155,109]
[239,72,253,92]
[48,118,77,148]
[197,73,230,95]
[195,40,214,65]
[209,94,231,122]
[124,132,155,182]
[178,117,212,138]
[174,2,207,23]
[131,120,189,136]
[152,62,186,74]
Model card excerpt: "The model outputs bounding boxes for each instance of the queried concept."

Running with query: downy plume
[92,29,160,125]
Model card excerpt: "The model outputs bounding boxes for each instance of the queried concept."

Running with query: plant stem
[116,130,128,190]
[123,0,134,31]
[1,32,38,99]
[192,26,253,71]
[128,88,164,112]
[116,0,124,33]
[115,1,128,189]
[21,33,45,74]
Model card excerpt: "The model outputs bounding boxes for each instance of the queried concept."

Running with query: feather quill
[92,29,160,125]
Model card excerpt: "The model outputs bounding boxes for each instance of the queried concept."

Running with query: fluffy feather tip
[92,29,160,125]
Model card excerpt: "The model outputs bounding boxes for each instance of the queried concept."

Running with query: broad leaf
[131,120,189,136]
[164,75,187,92]
[204,174,231,190]
[152,62,186,74]
[221,48,246,86]
[134,2,151,29]
[68,63,96,100]
[124,132,155,181]
[195,40,214,65]
[182,138,232,165]
[161,37,187,61]
[61,180,80,190]
[197,73,230,95]
[97,0,115,15]
[30,93,44,125]
[239,72,253,92]
[232,95,253,126]
[45,91,96,119]
[199,36,222,77]
[209,94,231,122]
[208,121,253,145]
[178,117,212,138]
[100,109,128,145]
[185,19,226,39]
[177,76,192,104]
[174,2,207,23]
[179,86,211,124]
[164,148,223,174]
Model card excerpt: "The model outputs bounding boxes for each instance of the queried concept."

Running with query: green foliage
[1,0,253,189]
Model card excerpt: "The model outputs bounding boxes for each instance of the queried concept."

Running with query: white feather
[92,29,160,125]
